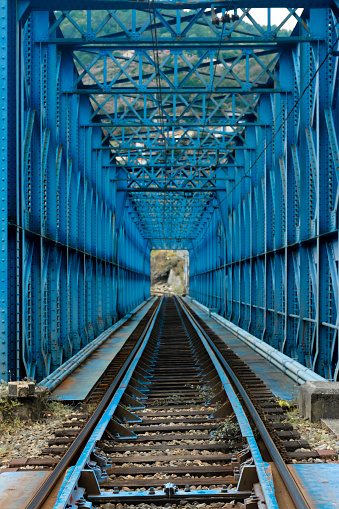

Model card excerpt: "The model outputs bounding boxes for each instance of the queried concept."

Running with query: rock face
[168,268,182,288]
[151,267,171,285]
[151,250,188,294]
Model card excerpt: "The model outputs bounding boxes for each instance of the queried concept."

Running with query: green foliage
[172,283,184,294]
[152,394,197,406]
[151,250,181,273]
[0,397,23,416]
[43,399,74,419]
[0,396,24,433]
[0,380,22,418]
[151,250,187,294]
[56,11,292,91]
[0,381,74,433]
[56,10,291,40]
[212,419,243,442]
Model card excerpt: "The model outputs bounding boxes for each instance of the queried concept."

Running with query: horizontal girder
[43,6,302,192]
[4,0,339,386]
[45,7,314,45]
[45,6,299,190]
[24,1,337,11]
[69,49,282,94]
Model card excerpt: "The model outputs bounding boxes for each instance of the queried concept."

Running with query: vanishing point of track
[21,296,324,509]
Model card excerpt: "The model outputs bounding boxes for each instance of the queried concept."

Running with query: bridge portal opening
[151,250,189,296]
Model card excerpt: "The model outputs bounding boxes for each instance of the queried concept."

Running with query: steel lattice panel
[2,1,339,381]
[190,7,339,379]
[3,6,151,381]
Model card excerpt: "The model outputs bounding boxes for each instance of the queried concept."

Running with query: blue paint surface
[188,301,298,401]
[290,464,339,509]
[52,299,155,400]
[3,0,339,388]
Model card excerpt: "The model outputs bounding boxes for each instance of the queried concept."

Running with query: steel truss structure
[2,0,339,380]
[191,6,339,380]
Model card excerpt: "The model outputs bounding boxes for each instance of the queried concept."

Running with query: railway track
[12,295,335,508]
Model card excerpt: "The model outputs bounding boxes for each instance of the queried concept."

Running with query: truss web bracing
[2,0,339,381]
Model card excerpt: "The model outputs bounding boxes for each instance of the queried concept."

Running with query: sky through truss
[250,8,303,30]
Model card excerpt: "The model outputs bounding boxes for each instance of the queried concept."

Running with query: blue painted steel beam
[42,7,316,46]
[190,6,339,379]
[4,0,339,382]
[49,40,316,47]
[1,3,153,381]
[0,0,9,380]
[21,1,339,11]
[124,188,225,192]
[54,297,163,509]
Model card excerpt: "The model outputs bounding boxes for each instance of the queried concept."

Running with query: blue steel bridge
[3,0,339,383]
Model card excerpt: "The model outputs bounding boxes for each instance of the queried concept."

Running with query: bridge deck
[184,298,299,402]
[52,298,156,401]
[52,294,299,403]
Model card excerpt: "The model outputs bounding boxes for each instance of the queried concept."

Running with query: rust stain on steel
[189,302,298,401]
[52,300,156,401]
[0,471,51,509]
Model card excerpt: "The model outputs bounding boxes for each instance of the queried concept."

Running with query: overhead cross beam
[22,1,338,12]
[17,3,323,253]
[6,0,339,384]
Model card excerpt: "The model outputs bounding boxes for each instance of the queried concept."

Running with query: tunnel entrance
[150,250,189,296]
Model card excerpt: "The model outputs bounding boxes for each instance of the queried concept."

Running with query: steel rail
[173,296,278,509]
[54,293,278,508]
[38,297,155,392]
[25,296,162,509]
[53,296,165,508]
[191,298,326,384]
[176,296,310,509]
